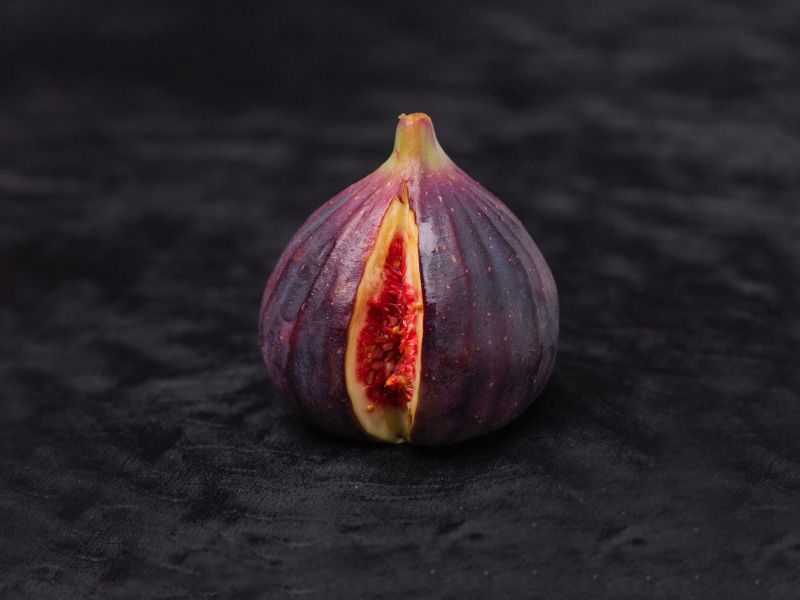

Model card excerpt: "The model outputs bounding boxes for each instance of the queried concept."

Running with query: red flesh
[355,236,420,408]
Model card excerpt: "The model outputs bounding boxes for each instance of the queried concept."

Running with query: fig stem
[387,113,451,170]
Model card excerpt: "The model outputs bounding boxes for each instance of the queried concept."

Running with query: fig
[259,113,558,445]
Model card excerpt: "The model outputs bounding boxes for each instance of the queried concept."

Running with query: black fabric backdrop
[1,1,799,598]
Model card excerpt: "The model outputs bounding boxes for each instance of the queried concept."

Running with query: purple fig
[259,113,558,445]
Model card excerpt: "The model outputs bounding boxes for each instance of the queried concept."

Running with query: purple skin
[259,114,558,445]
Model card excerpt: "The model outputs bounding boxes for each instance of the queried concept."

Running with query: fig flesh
[259,113,558,445]
[345,186,423,441]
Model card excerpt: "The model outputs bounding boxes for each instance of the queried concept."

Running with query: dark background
[1,1,799,598]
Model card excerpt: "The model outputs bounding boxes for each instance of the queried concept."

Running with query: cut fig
[259,113,559,445]
[344,185,423,442]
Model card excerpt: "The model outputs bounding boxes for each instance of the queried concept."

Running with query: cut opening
[345,185,423,442]
[356,234,420,408]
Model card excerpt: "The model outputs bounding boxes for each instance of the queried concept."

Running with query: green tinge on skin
[381,113,453,173]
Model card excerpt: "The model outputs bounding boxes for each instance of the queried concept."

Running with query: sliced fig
[344,185,423,442]
[259,113,558,445]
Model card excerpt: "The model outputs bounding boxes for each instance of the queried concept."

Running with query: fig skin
[259,114,558,445]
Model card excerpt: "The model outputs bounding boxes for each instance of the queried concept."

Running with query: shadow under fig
[287,360,623,451]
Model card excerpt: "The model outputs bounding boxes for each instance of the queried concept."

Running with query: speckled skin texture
[2,0,800,598]
[410,160,558,444]
[258,170,394,439]
[259,126,558,444]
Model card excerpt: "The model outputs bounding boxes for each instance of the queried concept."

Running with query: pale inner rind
[344,191,423,443]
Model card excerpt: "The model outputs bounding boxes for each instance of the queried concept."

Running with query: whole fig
[259,113,558,445]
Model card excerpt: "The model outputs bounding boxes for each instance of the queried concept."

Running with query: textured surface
[1,1,799,598]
